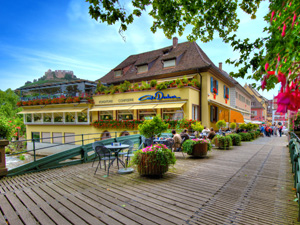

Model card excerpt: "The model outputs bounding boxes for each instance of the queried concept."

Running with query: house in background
[271,97,288,126]
[229,77,252,122]
[244,84,269,122]
[250,96,265,121]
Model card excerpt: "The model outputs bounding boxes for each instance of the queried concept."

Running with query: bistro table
[104,144,134,174]
[153,138,168,145]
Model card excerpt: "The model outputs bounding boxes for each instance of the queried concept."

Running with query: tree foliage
[86,0,300,94]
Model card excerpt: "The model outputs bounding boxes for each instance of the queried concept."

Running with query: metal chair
[144,138,152,147]
[92,141,104,167]
[119,140,136,167]
[94,146,116,176]
[164,139,174,150]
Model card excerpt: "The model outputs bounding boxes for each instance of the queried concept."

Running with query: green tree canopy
[86,0,300,94]
[0,89,22,118]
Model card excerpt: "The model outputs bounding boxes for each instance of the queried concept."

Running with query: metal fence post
[33,139,36,162]
[82,134,84,146]
[115,132,117,139]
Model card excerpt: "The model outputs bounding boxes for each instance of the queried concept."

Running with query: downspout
[198,69,202,122]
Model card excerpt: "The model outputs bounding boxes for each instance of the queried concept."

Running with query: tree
[86,0,300,113]
[64,73,73,80]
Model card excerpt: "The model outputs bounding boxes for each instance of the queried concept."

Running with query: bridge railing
[6,132,142,177]
[288,132,300,221]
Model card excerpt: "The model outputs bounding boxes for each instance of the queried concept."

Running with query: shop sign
[138,91,181,101]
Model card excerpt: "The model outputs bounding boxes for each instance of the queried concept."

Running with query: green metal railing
[7,132,142,177]
[288,132,300,221]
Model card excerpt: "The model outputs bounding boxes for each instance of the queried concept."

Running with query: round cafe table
[104,144,134,174]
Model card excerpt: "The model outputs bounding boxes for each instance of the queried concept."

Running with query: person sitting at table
[207,128,216,140]
[172,130,182,151]
[180,129,190,142]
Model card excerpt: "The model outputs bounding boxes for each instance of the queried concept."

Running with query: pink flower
[271,11,275,23]
[265,63,269,71]
[281,24,286,37]
[261,76,267,90]
[16,126,21,129]
[292,14,297,28]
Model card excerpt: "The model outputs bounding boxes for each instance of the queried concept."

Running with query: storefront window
[192,105,199,120]
[163,109,183,120]
[99,111,113,120]
[139,109,156,120]
[33,113,42,123]
[26,114,32,123]
[43,113,52,123]
[54,113,63,123]
[65,112,75,123]
[31,132,40,142]
[78,111,88,123]
[118,110,133,120]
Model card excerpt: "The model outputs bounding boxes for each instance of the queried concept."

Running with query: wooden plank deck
[0,136,299,224]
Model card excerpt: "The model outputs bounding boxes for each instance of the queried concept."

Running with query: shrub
[216,120,227,129]
[229,122,236,129]
[238,132,252,141]
[182,138,212,154]
[19,155,25,160]
[228,134,241,146]
[248,132,255,140]
[0,117,12,140]
[191,121,204,138]
[216,135,232,149]
[150,80,157,87]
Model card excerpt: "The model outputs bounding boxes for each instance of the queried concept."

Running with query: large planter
[137,154,168,176]
[188,143,208,157]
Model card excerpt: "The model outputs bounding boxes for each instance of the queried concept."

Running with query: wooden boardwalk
[0,136,299,224]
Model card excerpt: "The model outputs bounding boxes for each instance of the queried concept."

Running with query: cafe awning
[154,102,185,109]
[17,109,42,114]
[90,105,132,111]
[230,110,244,123]
[18,108,87,114]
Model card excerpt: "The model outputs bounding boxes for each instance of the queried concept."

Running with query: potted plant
[133,83,139,91]
[227,134,241,146]
[216,119,226,132]
[213,88,218,99]
[150,80,157,90]
[182,138,212,157]
[191,121,204,138]
[229,122,236,131]
[131,144,176,177]
[213,135,232,149]
[138,115,169,145]
[141,81,150,90]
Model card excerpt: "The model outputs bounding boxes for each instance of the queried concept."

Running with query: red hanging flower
[213,88,218,94]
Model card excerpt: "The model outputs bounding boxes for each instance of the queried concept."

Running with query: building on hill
[44,69,75,80]
[18,37,248,151]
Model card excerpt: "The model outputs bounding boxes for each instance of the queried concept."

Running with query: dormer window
[137,64,148,74]
[163,59,176,68]
[114,70,122,77]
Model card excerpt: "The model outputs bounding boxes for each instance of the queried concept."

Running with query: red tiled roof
[98,41,233,85]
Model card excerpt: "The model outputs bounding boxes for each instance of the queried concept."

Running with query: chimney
[173,37,178,48]
[219,62,222,71]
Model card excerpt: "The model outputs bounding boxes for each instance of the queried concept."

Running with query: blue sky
[0,0,278,99]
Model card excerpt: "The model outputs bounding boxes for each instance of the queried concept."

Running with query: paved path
[0,136,298,224]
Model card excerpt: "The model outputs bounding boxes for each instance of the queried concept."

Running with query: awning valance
[18,108,87,114]
[230,110,244,123]
[208,99,250,114]
[90,105,132,111]
[154,102,185,109]
[130,104,157,110]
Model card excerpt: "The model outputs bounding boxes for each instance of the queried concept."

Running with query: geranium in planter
[213,135,232,149]
[182,138,212,157]
[131,144,176,177]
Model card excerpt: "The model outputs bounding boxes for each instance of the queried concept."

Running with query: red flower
[213,88,218,94]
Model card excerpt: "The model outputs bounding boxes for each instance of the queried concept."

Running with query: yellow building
[18,38,246,146]
[244,84,269,122]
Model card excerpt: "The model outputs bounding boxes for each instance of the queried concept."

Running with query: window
[246,99,250,105]
[65,133,75,145]
[31,132,40,142]
[163,108,183,120]
[78,111,88,123]
[210,105,219,122]
[114,70,122,77]
[99,111,113,120]
[41,132,51,143]
[192,105,199,120]
[26,114,32,123]
[43,113,52,123]
[236,92,238,98]
[223,85,229,99]
[163,59,176,68]
[54,112,63,123]
[137,64,148,73]
[210,77,219,94]
[65,112,75,123]
[117,110,133,120]
[52,132,62,144]
[33,113,42,123]
[139,109,157,120]
[251,111,257,116]
[239,94,245,102]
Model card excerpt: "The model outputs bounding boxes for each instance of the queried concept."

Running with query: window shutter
[216,106,219,121]
[210,77,213,93]
[224,85,226,98]
[210,105,213,122]
[216,80,219,95]
[227,88,229,97]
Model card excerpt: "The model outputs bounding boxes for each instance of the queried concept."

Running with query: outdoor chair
[94,146,116,176]
[119,140,135,167]
[138,136,146,149]
[92,141,104,167]
[164,139,174,151]
[144,138,152,147]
